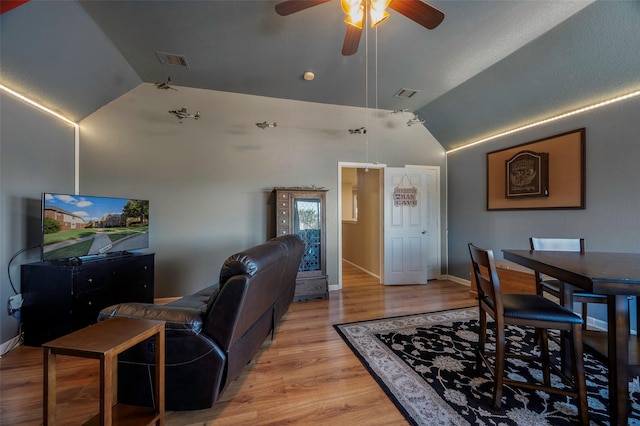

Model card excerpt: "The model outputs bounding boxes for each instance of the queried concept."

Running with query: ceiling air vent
[156,51,190,68]
[394,88,420,99]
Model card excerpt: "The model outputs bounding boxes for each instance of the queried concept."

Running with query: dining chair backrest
[468,243,503,316]
[529,237,585,253]
[470,242,589,423]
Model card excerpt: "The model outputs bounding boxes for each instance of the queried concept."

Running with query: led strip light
[0,84,80,194]
[447,89,640,154]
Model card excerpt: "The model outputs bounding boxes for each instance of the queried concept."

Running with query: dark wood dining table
[502,249,640,426]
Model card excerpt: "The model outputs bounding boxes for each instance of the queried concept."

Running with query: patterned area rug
[334,307,640,426]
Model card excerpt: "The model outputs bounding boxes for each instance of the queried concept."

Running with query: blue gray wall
[77,85,446,300]
[446,97,640,328]
[1,0,638,346]
[0,85,446,345]
[418,1,640,151]
[447,93,640,278]
[0,93,76,344]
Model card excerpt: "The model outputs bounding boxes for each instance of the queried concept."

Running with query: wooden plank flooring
[0,263,475,425]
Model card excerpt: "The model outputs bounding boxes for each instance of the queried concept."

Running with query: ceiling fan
[275,0,444,56]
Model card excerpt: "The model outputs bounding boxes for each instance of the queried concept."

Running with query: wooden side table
[43,317,165,425]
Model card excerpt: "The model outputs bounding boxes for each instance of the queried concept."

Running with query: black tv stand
[51,251,137,266]
[106,250,134,258]
[21,253,154,346]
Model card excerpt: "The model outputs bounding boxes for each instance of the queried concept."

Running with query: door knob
[421,230,427,235]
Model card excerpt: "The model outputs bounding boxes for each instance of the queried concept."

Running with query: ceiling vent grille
[156,51,190,68]
[394,88,420,98]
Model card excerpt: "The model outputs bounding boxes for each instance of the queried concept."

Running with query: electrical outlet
[8,294,22,314]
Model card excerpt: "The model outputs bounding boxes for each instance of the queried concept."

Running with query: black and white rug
[334,307,640,425]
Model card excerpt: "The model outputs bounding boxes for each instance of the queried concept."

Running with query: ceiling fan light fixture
[370,8,389,27]
[276,0,445,56]
[342,0,364,28]
[344,14,364,29]
[370,0,391,10]
[370,0,391,27]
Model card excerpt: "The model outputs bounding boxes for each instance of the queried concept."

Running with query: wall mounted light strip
[446,89,640,154]
[0,84,80,195]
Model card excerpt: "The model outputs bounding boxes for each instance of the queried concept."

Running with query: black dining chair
[529,237,597,329]
[468,243,589,425]
[529,237,635,333]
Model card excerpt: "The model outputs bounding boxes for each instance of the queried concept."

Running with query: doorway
[338,163,441,289]
[340,164,384,286]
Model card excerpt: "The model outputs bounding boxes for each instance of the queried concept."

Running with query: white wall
[79,84,446,297]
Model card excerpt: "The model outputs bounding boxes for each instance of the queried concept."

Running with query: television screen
[42,193,149,261]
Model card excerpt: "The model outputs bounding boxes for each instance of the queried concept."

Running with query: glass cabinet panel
[294,198,322,272]
[273,187,328,300]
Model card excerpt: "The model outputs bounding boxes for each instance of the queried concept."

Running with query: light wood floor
[0,263,475,425]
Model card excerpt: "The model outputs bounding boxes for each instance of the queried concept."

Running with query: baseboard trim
[445,275,470,287]
[0,335,21,357]
[342,259,381,280]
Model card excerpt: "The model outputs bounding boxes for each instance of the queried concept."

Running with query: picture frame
[486,128,585,210]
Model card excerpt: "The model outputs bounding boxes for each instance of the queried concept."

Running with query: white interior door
[383,167,436,285]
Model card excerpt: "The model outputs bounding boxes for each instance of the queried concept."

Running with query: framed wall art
[486,128,585,210]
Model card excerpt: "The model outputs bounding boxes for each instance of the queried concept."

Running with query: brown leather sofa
[98,234,304,410]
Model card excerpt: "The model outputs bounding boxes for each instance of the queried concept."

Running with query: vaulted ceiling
[2,1,639,151]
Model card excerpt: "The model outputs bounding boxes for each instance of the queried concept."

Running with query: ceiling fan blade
[388,0,444,30]
[342,24,363,56]
[275,0,332,16]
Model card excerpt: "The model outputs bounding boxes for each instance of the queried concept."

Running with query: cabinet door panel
[73,288,108,329]
[116,256,154,302]
[274,188,328,300]
[22,266,74,346]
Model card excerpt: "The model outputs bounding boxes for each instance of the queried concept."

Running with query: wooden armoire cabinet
[273,187,328,301]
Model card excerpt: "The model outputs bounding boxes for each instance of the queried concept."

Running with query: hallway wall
[342,168,382,277]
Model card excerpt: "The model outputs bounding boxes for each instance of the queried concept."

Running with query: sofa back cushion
[206,239,289,349]
[219,251,261,285]
[271,235,304,321]
[271,235,304,294]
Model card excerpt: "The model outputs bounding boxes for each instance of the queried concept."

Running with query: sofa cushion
[167,284,220,314]
[99,303,204,335]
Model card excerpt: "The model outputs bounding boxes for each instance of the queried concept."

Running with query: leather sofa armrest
[99,303,204,335]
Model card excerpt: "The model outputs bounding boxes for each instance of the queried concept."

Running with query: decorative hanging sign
[393,175,418,207]
[505,150,549,198]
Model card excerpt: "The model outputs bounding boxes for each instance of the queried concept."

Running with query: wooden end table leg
[43,348,56,426]
[112,356,118,404]
[101,354,114,426]
[155,329,165,425]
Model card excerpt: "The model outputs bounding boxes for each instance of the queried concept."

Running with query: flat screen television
[41,192,149,262]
